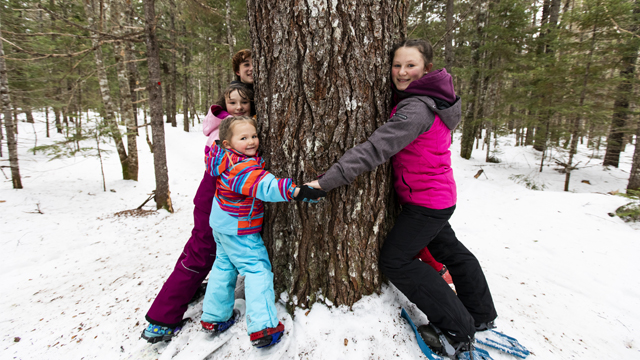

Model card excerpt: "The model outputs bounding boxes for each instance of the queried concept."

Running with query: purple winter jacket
[318,68,461,210]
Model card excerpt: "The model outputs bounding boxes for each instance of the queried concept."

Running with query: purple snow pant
[145,171,217,327]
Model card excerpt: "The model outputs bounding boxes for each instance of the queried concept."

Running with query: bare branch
[186,0,223,16]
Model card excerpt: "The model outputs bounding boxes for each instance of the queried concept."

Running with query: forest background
[1,0,640,308]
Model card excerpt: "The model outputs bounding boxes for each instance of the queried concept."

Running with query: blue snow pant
[201,229,279,334]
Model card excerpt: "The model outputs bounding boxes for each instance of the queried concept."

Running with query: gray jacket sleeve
[318,97,434,191]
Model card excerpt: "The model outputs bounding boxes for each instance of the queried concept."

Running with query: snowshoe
[418,323,476,359]
[250,321,285,348]
[201,309,239,333]
[140,318,188,344]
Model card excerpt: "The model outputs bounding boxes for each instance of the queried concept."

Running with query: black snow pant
[379,204,497,342]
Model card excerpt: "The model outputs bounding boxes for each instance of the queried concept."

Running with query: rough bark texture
[144,0,173,212]
[247,0,406,309]
[0,16,22,189]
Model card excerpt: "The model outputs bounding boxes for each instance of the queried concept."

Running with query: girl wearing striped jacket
[200,116,325,348]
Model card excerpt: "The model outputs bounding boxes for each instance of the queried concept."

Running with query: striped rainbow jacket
[205,142,297,235]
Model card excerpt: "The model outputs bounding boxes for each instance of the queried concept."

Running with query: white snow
[1,112,639,359]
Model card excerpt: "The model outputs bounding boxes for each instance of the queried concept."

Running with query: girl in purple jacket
[141,83,253,343]
[307,39,497,358]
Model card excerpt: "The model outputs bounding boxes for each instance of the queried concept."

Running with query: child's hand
[304,180,323,190]
[293,185,327,203]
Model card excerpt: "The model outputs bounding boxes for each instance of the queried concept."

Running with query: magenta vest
[390,107,457,210]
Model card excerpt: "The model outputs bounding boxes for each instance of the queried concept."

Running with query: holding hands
[293,185,327,203]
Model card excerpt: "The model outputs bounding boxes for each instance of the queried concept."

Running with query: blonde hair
[219,116,258,144]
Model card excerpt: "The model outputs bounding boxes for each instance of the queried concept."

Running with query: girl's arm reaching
[317,98,433,191]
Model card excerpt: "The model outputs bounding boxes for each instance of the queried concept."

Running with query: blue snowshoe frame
[401,308,493,360]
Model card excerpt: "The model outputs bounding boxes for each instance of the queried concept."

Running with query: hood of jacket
[395,68,456,104]
[203,105,229,147]
[208,141,264,178]
[393,68,461,131]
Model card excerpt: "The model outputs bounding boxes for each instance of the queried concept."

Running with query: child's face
[391,46,433,91]
[223,121,259,157]
[236,57,254,84]
[225,90,251,117]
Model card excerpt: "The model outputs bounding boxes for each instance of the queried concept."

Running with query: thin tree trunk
[628,122,640,191]
[604,2,639,168]
[169,0,177,127]
[460,6,484,159]
[45,107,50,138]
[445,0,454,72]
[565,22,597,191]
[225,0,235,59]
[0,16,23,189]
[247,0,406,309]
[182,22,189,130]
[83,0,131,179]
[112,0,139,181]
[144,0,173,212]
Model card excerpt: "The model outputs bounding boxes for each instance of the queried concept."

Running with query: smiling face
[225,90,251,116]
[391,46,433,91]
[236,57,254,84]
[223,121,259,157]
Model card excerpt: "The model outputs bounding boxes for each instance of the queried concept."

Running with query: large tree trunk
[83,0,132,180]
[247,0,406,309]
[0,16,22,189]
[144,0,173,212]
[112,0,139,181]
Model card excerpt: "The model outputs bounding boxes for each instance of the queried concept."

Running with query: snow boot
[201,309,239,333]
[439,265,456,292]
[250,321,285,348]
[418,323,475,359]
[141,319,188,343]
[189,281,207,304]
[475,320,496,332]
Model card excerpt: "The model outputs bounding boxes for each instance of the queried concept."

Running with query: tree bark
[0,16,23,189]
[83,0,132,180]
[247,0,406,309]
[112,0,139,181]
[144,0,173,212]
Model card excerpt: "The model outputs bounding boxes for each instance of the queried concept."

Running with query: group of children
[141,40,497,358]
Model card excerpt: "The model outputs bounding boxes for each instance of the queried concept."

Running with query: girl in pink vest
[307,39,497,358]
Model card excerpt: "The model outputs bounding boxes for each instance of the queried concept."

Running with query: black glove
[293,185,327,203]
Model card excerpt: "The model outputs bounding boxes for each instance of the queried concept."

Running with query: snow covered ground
[1,112,638,360]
